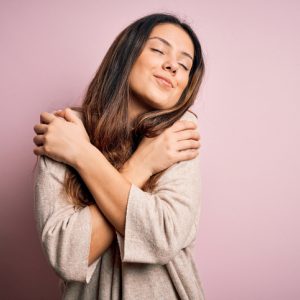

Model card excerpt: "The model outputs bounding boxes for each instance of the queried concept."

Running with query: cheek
[177,76,190,94]
[129,65,142,90]
[129,58,150,87]
[134,52,153,71]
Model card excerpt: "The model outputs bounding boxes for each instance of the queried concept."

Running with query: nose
[162,59,179,74]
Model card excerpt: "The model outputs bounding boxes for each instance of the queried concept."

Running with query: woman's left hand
[33,108,90,167]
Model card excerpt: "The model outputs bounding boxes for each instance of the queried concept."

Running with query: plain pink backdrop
[0,1,299,299]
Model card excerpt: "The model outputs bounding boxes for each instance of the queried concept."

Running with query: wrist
[121,156,153,188]
[73,142,98,171]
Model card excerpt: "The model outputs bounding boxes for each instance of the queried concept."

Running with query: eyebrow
[148,36,194,61]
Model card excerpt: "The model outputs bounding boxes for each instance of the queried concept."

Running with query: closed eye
[151,48,164,54]
[179,63,189,71]
[151,48,189,71]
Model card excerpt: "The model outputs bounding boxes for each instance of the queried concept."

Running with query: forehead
[148,23,194,57]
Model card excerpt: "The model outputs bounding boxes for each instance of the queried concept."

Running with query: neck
[128,91,153,125]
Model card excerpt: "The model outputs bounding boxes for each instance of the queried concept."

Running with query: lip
[153,75,174,88]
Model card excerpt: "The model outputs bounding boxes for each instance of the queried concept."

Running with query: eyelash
[150,48,189,71]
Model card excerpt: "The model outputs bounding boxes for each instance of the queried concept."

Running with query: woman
[33,13,205,299]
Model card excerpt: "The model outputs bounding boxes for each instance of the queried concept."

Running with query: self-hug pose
[33,13,206,300]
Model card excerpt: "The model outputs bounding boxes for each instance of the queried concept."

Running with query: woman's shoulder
[182,109,198,121]
[154,109,201,188]
[35,155,68,183]
[179,109,199,127]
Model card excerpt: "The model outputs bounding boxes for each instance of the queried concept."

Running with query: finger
[175,129,201,141]
[63,108,82,125]
[52,109,63,113]
[53,109,65,118]
[176,139,201,151]
[33,134,45,146]
[33,123,48,134]
[40,111,56,124]
[53,111,68,121]
[33,145,45,156]
[171,120,197,133]
[175,148,199,162]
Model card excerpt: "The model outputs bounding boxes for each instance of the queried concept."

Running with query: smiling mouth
[154,76,173,89]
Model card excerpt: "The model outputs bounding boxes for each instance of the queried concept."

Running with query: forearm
[88,154,152,264]
[75,143,152,237]
[120,155,152,188]
[88,204,115,265]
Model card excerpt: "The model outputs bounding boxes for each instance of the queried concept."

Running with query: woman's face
[128,23,194,115]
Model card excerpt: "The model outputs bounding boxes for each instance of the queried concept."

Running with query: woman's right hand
[131,119,201,176]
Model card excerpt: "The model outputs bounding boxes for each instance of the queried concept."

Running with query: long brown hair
[63,13,205,207]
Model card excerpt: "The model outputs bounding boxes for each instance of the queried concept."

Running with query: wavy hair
[61,13,205,207]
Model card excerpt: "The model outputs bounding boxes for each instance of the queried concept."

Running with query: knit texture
[33,110,205,300]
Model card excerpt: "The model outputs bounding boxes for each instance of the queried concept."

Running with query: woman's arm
[34,156,102,283]
[75,144,144,236]
[88,158,152,265]
[33,109,194,236]
[34,108,201,265]
[75,123,202,265]
[34,154,153,283]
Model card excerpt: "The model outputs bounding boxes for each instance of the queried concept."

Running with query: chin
[146,100,170,110]
[145,94,175,110]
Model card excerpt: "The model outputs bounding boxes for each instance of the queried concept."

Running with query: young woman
[33,13,205,299]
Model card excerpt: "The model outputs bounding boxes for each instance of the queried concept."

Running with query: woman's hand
[129,119,201,176]
[33,108,90,167]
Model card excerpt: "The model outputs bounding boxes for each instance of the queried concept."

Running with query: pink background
[1,1,299,299]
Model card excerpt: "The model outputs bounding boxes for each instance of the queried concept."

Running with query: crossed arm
[34,109,201,282]
[33,109,153,265]
[87,154,152,265]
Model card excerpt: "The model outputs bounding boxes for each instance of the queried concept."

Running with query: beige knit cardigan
[33,110,205,299]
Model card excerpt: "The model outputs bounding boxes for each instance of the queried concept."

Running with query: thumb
[64,108,81,124]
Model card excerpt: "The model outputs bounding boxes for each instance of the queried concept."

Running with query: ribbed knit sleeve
[115,111,202,265]
[33,156,101,283]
